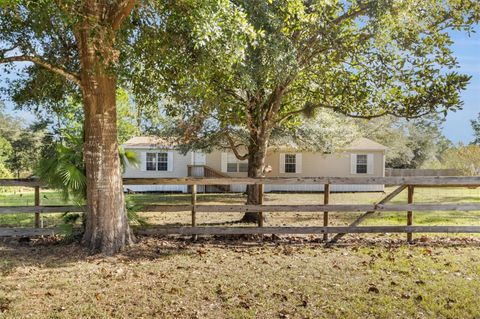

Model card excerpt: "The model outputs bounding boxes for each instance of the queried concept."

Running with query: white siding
[367,154,374,174]
[279,153,285,173]
[350,153,357,174]
[263,184,384,192]
[123,147,386,193]
[123,148,191,193]
[295,153,302,174]
[140,151,147,171]
[221,152,228,172]
[167,151,174,172]
[226,184,384,193]
[125,184,188,193]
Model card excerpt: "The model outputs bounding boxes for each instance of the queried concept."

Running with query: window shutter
[221,152,228,172]
[367,154,374,174]
[295,153,302,174]
[167,151,174,172]
[141,151,147,172]
[279,153,285,174]
[350,153,357,174]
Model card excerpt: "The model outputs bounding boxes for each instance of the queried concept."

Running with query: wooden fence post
[323,184,330,241]
[191,184,197,240]
[34,186,40,228]
[407,185,414,243]
[258,184,264,228]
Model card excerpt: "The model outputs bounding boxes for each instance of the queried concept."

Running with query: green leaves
[471,113,480,145]
[36,132,86,201]
[136,0,479,161]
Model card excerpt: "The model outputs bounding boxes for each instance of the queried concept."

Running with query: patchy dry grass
[1,236,480,318]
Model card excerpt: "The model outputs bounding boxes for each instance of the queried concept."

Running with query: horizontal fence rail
[0,177,480,242]
[0,206,84,214]
[138,226,480,236]
[3,204,480,214]
[123,176,480,186]
[2,176,480,187]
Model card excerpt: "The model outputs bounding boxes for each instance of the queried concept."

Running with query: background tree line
[2,93,478,180]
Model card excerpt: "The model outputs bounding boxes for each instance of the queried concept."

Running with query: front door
[192,152,206,165]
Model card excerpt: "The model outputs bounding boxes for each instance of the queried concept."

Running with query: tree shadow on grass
[2,231,480,276]
[0,235,193,275]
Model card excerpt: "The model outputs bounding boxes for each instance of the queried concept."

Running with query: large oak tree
[0,0,137,254]
[139,0,479,222]
[0,0,255,252]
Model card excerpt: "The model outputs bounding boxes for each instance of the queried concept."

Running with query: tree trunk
[240,131,269,223]
[77,23,134,254]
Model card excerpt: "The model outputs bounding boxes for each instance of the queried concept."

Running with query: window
[157,153,168,171]
[146,152,169,171]
[239,162,248,172]
[227,163,238,173]
[146,153,157,171]
[285,154,296,173]
[226,154,248,173]
[356,154,368,174]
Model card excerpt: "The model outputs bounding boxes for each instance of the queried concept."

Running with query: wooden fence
[1,176,480,242]
[385,168,462,177]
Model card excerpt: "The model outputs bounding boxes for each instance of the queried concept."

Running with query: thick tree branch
[263,74,297,131]
[0,46,17,56]
[110,0,136,31]
[277,107,309,124]
[331,1,374,25]
[0,55,81,86]
[225,131,249,160]
[277,102,438,124]
[341,111,388,119]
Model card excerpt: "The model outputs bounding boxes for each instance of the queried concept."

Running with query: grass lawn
[1,188,480,318]
[0,189,77,228]
[1,237,480,318]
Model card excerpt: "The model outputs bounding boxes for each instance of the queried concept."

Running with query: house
[122,136,388,193]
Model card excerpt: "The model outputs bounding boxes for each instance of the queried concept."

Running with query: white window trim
[143,151,173,172]
[351,153,374,175]
[281,153,302,174]
[141,151,147,171]
[296,153,302,174]
[223,153,248,173]
[284,153,297,173]
[280,153,285,173]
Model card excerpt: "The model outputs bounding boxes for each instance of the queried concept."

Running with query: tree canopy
[142,0,477,151]
[359,115,452,168]
[134,0,479,217]
[0,109,45,177]
[0,0,256,251]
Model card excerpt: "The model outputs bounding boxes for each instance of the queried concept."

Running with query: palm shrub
[36,133,86,201]
[36,132,144,233]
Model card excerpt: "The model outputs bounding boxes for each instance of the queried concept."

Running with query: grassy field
[1,188,480,318]
[1,186,479,229]
[1,237,480,318]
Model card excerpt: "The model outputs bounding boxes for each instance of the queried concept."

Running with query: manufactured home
[122,136,387,193]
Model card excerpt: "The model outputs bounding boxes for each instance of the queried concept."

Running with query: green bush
[0,163,13,193]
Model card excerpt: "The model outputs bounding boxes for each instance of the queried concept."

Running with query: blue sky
[441,27,480,144]
[1,27,480,144]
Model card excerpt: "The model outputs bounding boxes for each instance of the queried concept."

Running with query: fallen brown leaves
[0,236,480,318]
